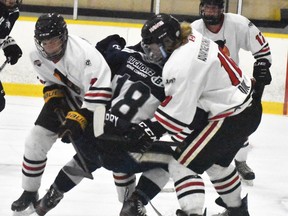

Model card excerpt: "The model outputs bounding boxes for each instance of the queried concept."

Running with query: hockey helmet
[34,13,68,61]
[199,0,224,25]
[141,14,181,64]
[0,0,22,9]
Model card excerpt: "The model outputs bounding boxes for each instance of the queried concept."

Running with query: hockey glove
[253,59,272,85]
[2,37,22,65]
[58,108,93,143]
[96,34,126,57]
[43,84,67,111]
[123,120,166,153]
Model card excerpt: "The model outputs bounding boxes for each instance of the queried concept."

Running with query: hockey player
[10,12,112,215]
[31,35,206,216]
[0,0,23,112]
[191,0,272,185]
[126,14,271,216]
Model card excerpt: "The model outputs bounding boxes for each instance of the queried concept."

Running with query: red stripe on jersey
[214,175,240,190]
[84,93,112,98]
[174,133,185,141]
[175,181,205,192]
[218,52,241,86]
[154,113,182,133]
[180,121,218,164]
[22,163,45,171]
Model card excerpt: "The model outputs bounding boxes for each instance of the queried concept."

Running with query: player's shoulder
[191,18,204,31]
[224,13,251,26]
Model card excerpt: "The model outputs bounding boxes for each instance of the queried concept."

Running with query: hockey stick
[0,58,9,73]
[55,108,94,180]
[252,83,265,101]
[98,134,180,147]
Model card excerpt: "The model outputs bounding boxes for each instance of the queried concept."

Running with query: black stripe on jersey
[84,99,110,104]
[254,52,271,59]
[156,108,189,128]
[88,87,113,91]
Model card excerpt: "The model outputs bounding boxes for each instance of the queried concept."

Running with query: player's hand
[96,34,126,56]
[58,108,92,143]
[2,37,22,65]
[122,120,164,153]
[43,85,68,111]
[253,59,272,85]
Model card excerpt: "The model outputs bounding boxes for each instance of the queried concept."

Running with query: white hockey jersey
[191,13,272,64]
[30,34,112,112]
[154,30,253,135]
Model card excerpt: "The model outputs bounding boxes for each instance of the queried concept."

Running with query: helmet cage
[34,13,68,61]
[199,0,224,25]
[141,14,181,64]
[0,0,22,9]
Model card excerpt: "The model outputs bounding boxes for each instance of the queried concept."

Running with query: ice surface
[1,96,288,216]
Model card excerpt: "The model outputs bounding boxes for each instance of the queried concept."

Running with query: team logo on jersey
[33,60,42,67]
[127,56,156,77]
[151,76,164,87]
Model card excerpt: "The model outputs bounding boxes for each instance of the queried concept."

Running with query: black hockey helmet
[0,0,22,9]
[141,14,181,64]
[199,0,224,25]
[34,13,68,61]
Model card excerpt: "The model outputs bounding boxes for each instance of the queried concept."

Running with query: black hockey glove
[58,108,93,143]
[253,59,272,85]
[2,37,22,65]
[96,34,126,57]
[43,85,67,111]
[123,120,166,153]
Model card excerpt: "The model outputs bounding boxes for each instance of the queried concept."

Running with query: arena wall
[1,16,287,115]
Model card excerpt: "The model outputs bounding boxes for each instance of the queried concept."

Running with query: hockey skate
[212,194,249,216]
[11,191,39,215]
[176,209,206,216]
[234,160,255,186]
[34,184,64,216]
[120,192,147,216]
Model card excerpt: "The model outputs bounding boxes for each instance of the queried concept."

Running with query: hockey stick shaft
[55,108,94,180]
[99,134,180,147]
[252,83,265,101]
[0,58,9,73]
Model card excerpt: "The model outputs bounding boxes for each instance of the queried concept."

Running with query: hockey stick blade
[62,165,93,179]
